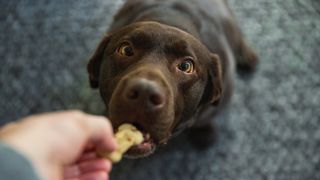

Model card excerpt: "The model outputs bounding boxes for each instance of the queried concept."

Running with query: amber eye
[117,43,134,56]
[178,59,194,73]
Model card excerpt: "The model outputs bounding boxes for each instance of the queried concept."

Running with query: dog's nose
[124,78,165,110]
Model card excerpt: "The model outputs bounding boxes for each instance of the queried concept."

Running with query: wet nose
[124,78,165,110]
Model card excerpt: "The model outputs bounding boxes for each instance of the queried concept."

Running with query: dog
[87,0,258,157]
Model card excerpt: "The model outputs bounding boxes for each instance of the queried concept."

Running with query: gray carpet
[0,0,319,179]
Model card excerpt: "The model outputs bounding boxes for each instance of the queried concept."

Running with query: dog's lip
[125,130,157,156]
[133,132,155,147]
[117,123,157,156]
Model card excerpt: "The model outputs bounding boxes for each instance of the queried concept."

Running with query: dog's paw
[187,124,217,150]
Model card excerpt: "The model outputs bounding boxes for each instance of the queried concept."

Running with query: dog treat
[97,123,143,163]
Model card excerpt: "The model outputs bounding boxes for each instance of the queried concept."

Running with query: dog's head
[87,21,222,157]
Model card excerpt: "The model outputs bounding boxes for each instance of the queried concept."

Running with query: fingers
[76,152,97,163]
[64,158,111,179]
[66,171,108,180]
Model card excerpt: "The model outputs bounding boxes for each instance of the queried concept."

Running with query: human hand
[0,110,117,180]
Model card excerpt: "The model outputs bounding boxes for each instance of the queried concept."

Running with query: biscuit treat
[97,123,143,163]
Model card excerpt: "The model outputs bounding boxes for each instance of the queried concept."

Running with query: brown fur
[87,0,258,156]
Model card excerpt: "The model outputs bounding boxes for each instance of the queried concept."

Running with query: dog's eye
[178,59,194,73]
[117,43,134,56]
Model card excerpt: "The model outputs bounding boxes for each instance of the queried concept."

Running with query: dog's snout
[124,78,165,109]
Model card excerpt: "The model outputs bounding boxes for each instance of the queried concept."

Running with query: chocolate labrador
[87,0,258,157]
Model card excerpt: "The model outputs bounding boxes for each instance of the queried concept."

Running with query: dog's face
[87,22,222,157]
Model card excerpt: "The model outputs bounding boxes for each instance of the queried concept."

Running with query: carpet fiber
[0,0,319,179]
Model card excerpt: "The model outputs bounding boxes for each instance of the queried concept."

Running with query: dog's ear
[208,53,223,105]
[87,35,111,88]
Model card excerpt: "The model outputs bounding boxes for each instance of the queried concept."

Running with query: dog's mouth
[122,122,157,157]
[108,73,174,157]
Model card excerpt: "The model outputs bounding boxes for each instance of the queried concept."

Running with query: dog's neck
[132,5,201,39]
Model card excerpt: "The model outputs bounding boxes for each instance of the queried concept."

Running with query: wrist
[0,135,56,180]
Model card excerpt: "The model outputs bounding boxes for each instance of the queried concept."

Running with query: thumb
[78,115,117,152]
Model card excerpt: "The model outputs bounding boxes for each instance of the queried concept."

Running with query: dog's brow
[129,31,154,49]
[164,40,193,57]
